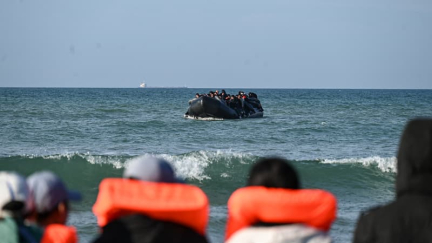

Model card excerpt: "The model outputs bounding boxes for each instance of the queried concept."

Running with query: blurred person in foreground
[27,171,82,243]
[92,155,209,243]
[0,171,43,243]
[353,118,432,243]
[225,157,337,243]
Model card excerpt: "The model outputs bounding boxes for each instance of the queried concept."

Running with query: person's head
[27,171,81,226]
[209,92,214,97]
[221,90,226,95]
[0,172,32,219]
[195,93,200,98]
[124,155,183,183]
[247,157,300,189]
[396,118,432,197]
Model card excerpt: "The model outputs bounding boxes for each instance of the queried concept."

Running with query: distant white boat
[140,82,146,88]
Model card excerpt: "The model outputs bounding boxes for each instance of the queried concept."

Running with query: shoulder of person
[227,225,331,243]
[360,205,384,216]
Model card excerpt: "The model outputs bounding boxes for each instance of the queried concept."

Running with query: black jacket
[93,214,209,243]
[353,119,432,243]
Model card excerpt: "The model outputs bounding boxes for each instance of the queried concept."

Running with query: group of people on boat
[2,118,432,243]
[192,90,264,118]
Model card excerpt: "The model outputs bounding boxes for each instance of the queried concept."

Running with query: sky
[1,0,431,89]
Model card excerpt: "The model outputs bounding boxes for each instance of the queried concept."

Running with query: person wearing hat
[27,171,82,243]
[0,171,43,243]
[353,118,432,243]
[92,155,209,243]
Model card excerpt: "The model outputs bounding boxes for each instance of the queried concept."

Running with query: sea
[1,88,431,243]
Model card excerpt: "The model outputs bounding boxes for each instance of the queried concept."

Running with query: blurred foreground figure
[92,155,209,243]
[0,172,43,243]
[27,171,82,243]
[354,118,432,243]
[225,157,337,243]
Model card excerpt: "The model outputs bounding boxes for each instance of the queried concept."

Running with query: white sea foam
[42,153,76,160]
[19,150,256,181]
[84,154,124,169]
[123,150,255,181]
[321,156,396,173]
[38,152,125,169]
[164,150,255,181]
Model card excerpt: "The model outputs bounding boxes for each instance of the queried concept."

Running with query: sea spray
[321,156,396,173]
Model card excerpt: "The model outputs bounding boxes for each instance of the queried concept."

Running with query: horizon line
[0,86,432,90]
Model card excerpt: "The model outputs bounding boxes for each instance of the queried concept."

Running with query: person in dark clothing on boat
[228,95,236,109]
[224,94,231,106]
[235,94,247,116]
[229,95,244,117]
[236,93,255,116]
[353,118,432,243]
[236,93,242,101]
[221,90,227,100]
[248,92,263,112]
[228,95,236,108]
[248,92,258,99]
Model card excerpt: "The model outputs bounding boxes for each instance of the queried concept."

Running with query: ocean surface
[1,88,431,243]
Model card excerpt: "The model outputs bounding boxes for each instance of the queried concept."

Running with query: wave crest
[321,156,396,173]
[126,150,256,181]
[21,150,256,181]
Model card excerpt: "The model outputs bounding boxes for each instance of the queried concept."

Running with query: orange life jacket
[41,224,77,243]
[225,186,337,240]
[92,178,209,235]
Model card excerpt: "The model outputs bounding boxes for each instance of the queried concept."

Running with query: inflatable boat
[184,96,264,120]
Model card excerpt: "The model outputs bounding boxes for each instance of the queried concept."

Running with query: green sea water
[1,88,431,242]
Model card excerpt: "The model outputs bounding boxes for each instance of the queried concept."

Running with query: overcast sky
[1,0,431,89]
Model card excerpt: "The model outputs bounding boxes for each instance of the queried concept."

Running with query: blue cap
[123,156,183,183]
[27,171,82,213]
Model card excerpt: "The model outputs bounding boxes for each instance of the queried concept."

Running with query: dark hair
[247,157,300,189]
[36,200,69,224]
[249,92,258,98]
[1,201,25,218]
[2,201,25,212]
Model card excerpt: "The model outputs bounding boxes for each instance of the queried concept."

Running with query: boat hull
[185,96,263,120]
